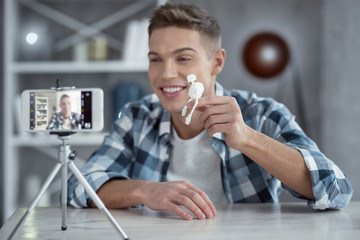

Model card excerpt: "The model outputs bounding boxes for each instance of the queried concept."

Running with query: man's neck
[171,111,205,139]
[62,113,70,119]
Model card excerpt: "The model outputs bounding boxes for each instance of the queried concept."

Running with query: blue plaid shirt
[47,112,81,130]
[68,82,352,209]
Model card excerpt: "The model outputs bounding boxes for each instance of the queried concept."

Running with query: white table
[1,202,359,240]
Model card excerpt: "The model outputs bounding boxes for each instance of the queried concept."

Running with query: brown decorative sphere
[242,32,290,79]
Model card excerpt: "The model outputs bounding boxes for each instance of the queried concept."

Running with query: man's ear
[211,48,226,75]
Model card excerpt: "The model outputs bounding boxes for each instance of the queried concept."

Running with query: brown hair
[148,3,221,52]
[60,94,70,102]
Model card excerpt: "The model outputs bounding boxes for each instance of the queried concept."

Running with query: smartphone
[21,88,104,132]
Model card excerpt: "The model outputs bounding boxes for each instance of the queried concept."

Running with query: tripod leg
[7,162,62,240]
[68,161,129,240]
[61,157,68,230]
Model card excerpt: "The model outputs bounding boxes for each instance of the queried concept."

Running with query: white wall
[0,0,4,227]
[320,0,360,201]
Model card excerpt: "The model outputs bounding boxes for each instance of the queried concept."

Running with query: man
[47,94,81,130]
[68,3,352,221]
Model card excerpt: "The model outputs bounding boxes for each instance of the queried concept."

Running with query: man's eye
[149,58,161,62]
[178,57,191,62]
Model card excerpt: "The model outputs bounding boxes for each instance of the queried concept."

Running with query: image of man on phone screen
[47,94,81,130]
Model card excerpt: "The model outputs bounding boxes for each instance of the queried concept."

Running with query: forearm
[239,126,315,200]
[89,179,147,208]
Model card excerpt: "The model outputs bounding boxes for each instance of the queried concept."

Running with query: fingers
[173,194,208,220]
[182,181,217,217]
[176,190,214,220]
[197,97,240,131]
[144,181,216,221]
[187,95,230,111]
[173,181,216,220]
[166,202,194,221]
[187,96,245,149]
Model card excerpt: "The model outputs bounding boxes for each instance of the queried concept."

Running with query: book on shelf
[123,19,149,63]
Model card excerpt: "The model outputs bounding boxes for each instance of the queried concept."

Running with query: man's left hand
[190,95,250,150]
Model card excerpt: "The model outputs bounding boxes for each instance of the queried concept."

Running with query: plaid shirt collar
[59,112,74,121]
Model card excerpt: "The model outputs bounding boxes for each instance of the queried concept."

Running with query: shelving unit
[13,61,149,73]
[2,0,162,222]
[34,96,49,130]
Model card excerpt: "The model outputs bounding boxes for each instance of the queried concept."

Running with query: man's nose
[161,60,177,80]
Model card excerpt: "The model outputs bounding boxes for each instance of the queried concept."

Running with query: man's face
[60,97,71,119]
[148,27,216,114]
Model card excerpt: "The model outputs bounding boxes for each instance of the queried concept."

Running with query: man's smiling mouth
[162,86,185,93]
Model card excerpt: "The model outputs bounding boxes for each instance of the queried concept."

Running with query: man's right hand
[90,179,216,221]
[141,180,217,220]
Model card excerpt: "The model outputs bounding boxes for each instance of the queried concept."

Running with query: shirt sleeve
[67,107,135,208]
[46,113,58,130]
[260,100,353,209]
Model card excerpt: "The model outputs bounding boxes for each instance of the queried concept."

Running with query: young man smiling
[68,3,352,221]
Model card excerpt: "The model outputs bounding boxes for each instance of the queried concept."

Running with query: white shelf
[11,132,109,147]
[14,60,149,73]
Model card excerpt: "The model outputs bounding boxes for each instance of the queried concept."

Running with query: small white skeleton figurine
[181,74,204,125]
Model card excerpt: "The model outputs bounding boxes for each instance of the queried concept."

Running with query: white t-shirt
[167,127,228,204]
[62,118,72,130]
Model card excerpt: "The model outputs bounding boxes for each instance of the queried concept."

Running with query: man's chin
[157,99,183,113]
[162,104,184,114]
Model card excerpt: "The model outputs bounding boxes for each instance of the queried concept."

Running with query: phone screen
[29,91,93,131]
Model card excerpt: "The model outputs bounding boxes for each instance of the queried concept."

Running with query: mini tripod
[7,133,129,240]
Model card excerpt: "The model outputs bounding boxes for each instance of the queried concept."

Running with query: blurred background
[1,0,359,226]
